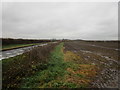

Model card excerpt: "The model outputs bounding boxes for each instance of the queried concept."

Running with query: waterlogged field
[2,43,42,51]
[64,41,119,88]
[2,41,119,88]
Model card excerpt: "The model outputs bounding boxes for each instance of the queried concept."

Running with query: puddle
[0,43,50,60]
[79,49,118,88]
[88,44,119,51]
[6,53,11,55]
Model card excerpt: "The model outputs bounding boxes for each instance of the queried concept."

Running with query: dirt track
[64,41,119,88]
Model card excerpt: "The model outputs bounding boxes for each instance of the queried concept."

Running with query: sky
[2,2,118,40]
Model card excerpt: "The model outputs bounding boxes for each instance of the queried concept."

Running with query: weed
[2,42,58,88]
[21,43,68,88]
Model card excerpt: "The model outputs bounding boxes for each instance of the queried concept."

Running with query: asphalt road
[0,43,48,60]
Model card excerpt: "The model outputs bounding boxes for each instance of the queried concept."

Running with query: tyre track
[64,41,119,88]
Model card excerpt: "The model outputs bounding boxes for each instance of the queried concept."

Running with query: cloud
[2,2,118,40]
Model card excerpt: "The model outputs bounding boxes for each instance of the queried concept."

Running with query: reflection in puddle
[0,43,50,60]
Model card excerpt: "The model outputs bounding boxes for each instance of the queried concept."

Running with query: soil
[64,40,119,88]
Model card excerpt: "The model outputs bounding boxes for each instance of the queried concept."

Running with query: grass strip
[21,43,69,88]
[21,42,94,88]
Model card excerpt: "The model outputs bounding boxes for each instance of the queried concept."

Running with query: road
[0,43,48,60]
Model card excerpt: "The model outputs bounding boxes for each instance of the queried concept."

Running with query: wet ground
[0,43,48,60]
[64,41,119,88]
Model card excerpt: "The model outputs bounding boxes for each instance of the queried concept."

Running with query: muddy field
[64,40,119,88]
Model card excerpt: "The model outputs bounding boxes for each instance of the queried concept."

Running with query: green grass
[2,42,58,88]
[21,43,70,88]
[2,43,41,50]
[20,43,87,88]
[2,42,91,88]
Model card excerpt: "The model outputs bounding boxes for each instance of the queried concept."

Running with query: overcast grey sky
[2,2,118,40]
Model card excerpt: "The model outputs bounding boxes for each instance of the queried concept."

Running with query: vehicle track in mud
[64,41,119,88]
